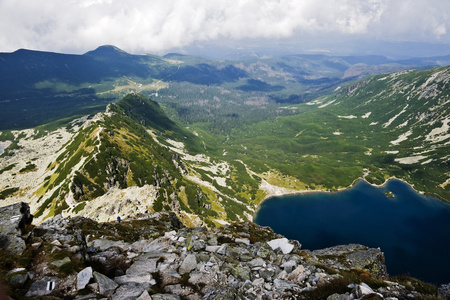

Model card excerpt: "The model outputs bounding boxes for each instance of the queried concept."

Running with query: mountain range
[0,46,449,226]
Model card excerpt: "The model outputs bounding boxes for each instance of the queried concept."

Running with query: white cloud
[0,0,449,54]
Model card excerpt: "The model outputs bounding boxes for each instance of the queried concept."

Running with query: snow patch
[361,112,371,119]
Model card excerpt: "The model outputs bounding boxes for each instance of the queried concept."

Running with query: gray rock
[217,243,228,256]
[114,273,156,286]
[93,271,118,296]
[273,278,298,291]
[248,257,266,269]
[136,290,153,300]
[151,293,181,300]
[89,239,130,252]
[205,245,221,253]
[0,202,33,255]
[111,282,147,300]
[259,267,276,281]
[160,268,182,286]
[50,256,71,268]
[355,283,375,298]
[267,238,294,254]
[126,256,159,275]
[439,283,450,299]
[164,283,195,297]
[25,276,59,297]
[281,260,297,273]
[77,266,93,290]
[235,238,250,246]
[9,272,28,288]
[179,253,198,274]
[327,293,354,300]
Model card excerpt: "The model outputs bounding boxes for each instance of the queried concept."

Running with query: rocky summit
[0,203,447,299]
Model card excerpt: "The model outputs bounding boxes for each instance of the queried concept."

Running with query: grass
[0,187,19,200]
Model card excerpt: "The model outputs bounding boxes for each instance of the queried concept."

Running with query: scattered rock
[439,283,450,299]
[0,205,441,300]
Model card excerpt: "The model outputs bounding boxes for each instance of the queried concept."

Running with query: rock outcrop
[0,203,445,299]
[0,202,33,254]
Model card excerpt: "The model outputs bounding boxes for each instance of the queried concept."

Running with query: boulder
[178,254,197,275]
[25,276,59,297]
[267,238,294,254]
[77,266,93,290]
[93,271,118,296]
[0,202,33,254]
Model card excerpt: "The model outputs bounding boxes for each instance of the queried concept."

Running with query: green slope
[216,66,450,202]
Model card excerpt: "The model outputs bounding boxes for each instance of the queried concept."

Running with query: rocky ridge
[1,202,447,300]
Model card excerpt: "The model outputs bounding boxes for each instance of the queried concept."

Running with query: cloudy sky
[0,0,449,56]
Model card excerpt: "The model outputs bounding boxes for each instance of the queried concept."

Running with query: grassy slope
[204,67,450,202]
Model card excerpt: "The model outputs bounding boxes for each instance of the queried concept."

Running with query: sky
[0,0,449,57]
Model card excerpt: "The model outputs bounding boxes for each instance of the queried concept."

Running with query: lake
[254,179,450,284]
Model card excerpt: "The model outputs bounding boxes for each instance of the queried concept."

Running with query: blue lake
[254,179,450,284]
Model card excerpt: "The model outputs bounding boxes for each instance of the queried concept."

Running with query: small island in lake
[385,190,395,198]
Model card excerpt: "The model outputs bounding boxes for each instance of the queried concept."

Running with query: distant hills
[2,45,449,130]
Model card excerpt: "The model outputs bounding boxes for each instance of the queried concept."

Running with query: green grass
[0,187,19,199]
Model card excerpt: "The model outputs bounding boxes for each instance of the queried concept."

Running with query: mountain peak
[84,45,130,58]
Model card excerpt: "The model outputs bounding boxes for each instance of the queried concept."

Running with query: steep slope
[220,66,450,202]
[0,93,259,226]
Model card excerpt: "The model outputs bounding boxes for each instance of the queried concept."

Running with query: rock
[179,254,198,274]
[136,290,153,300]
[0,202,33,254]
[126,256,159,275]
[25,276,59,297]
[151,293,182,300]
[235,238,250,246]
[93,271,118,296]
[50,256,71,268]
[114,273,156,286]
[77,266,93,290]
[111,282,147,300]
[281,260,297,273]
[327,293,354,300]
[355,283,375,298]
[10,272,28,288]
[439,283,450,299]
[217,243,228,256]
[248,257,266,269]
[267,238,294,254]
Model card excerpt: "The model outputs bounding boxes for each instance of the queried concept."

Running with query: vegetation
[0,187,19,199]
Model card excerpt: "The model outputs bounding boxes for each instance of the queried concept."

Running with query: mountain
[220,66,450,202]
[0,93,263,227]
[2,46,443,131]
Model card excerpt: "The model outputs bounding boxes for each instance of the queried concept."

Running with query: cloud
[0,0,449,54]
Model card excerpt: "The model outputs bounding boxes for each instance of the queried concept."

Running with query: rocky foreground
[1,202,449,300]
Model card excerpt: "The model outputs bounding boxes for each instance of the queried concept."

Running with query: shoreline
[252,176,428,221]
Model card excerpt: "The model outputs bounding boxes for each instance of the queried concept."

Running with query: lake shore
[254,175,426,220]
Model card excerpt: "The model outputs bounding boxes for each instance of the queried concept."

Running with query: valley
[0,49,449,227]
